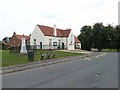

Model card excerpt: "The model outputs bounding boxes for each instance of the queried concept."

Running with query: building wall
[30,25,45,46]
[43,36,67,49]
[2,37,11,43]
[9,35,21,46]
[67,31,75,50]
[30,25,81,50]
[9,35,30,46]
[30,25,68,49]
[75,43,81,49]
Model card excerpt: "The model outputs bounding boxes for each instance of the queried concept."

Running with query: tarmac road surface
[2,52,118,88]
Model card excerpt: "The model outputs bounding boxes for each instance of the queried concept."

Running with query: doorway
[40,42,42,49]
[62,43,64,50]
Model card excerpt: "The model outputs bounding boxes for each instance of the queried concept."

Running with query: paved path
[2,52,118,88]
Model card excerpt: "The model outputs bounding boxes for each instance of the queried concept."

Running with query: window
[71,35,73,44]
[53,42,57,46]
[34,39,36,45]
[49,39,52,46]
[34,39,36,41]
[58,40,61,45]
[59,40,61,43]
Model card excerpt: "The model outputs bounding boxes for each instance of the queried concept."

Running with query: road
[2,52,118,88]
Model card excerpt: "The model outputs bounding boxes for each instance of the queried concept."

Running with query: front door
[62,43,64,50]
[40,42,42,49]
[75,44,76,49]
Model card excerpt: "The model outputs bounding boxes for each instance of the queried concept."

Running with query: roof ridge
[15,34,29,37]
[37,24,71,31]
[37,24,53,29]
[37,24,71,37]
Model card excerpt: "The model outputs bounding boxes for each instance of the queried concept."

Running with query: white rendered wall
[79,43,81,49]
[44,36,67,49]
[30,25,78,50]
[30,25,45,46]
[30,25,68,50]
[67,31,75,50]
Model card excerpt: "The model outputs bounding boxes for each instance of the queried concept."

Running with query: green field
[2,50,81,67]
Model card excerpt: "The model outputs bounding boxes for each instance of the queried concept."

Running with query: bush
[2,43,8,50]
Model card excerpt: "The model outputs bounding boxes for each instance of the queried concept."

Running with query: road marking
[83,53,107,61]
[94,53,107,58]
[95,55,99,58]
[94,73,100,77]
[85,58,92,60]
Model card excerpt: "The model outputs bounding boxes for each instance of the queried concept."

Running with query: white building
[30,24,81,50]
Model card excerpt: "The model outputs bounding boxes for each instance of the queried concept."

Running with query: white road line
[85,58,92,61]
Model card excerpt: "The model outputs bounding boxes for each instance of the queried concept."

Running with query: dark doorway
[75,44,76,49]
[40,42,42,49]
[62,43,64,50]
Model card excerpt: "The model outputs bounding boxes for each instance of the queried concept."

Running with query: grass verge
[2,50,81,67]
[101,49,118,52]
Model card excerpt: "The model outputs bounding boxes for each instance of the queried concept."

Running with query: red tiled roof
[37,25,71,37]
[60,29,71,37]
[74,36,80,43]
[15,35,30,40]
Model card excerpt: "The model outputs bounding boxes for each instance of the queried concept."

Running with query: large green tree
[114,25,120,51]
[92,23,104,51]
[78,25,93,50]
[103,24,115,49]
[78,22,117,51]
[102,24,114,49]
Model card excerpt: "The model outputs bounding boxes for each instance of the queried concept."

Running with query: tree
[102,24,114,49]
[92,22,104,51]
[78,25,93,50]
[78,22,118,52]
[114,25,120,51]
[2,43,7,50]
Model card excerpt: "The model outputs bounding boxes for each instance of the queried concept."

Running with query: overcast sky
[0,0,119,40]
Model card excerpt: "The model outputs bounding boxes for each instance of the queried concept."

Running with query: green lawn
[2,50,81,67]
[101,49,118,52]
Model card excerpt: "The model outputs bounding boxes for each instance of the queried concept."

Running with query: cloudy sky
[0,0,119,40]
